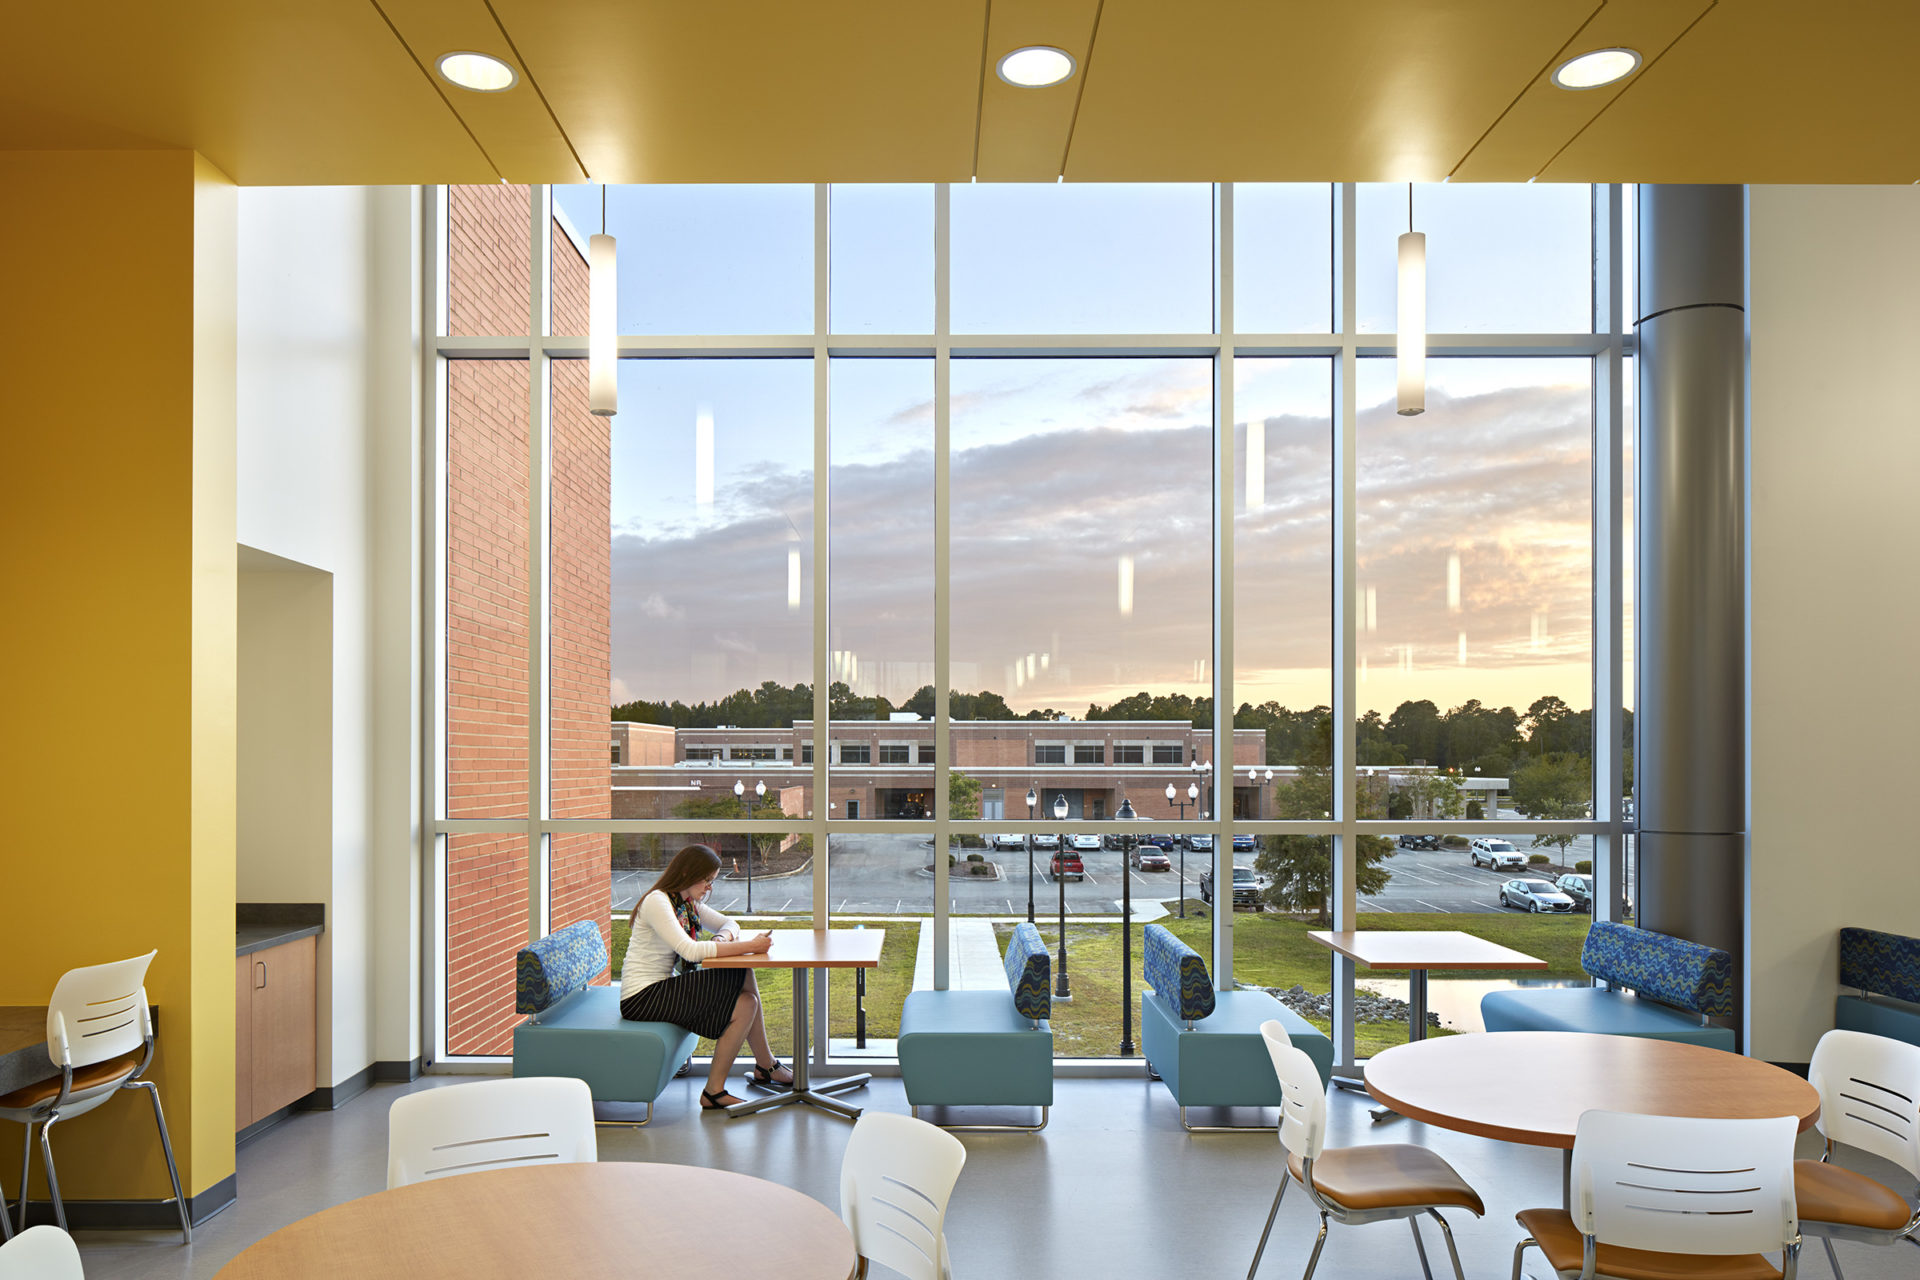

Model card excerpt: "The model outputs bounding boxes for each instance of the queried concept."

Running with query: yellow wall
[0,150,236,1204]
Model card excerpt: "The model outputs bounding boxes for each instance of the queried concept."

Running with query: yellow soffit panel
[375,0,588,184]
[0,1,496,184]
[491,0,986,183]
[1542,0,1920,183]
[974,0,1101,183]
[1451,0,1713,183]
[1064,0,1597,182]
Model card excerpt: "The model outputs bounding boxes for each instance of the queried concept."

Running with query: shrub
[1574,859,1592,874]
[1465,800,1485,820]
[947,853,957,866]
[1442,835,1468,847]
[1527,853,1550,865]
[966,852,985,863]
[969,862,994,876]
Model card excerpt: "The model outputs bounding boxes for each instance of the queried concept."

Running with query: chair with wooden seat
[0,952,188,1241]
[1795,1028,1920,1278]
[1510,1110,1802,1280]
[1249,1020,1480,1280]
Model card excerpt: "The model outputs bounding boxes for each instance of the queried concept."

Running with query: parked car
[1130,846,1172,871]
[992,833,1027,851]
[1199,865,1269,909]
[1050,851,1084,880]
[1232,833,1258,853]
[1031,833,1060,851]
[1500,878,1576,913]
[1145,834,1178,851]
[1186,833,1214,851]
[1555,873,1594,912]
[1396,833,1441,850]
[1068,833,1102,853]
[1470,838,1527,870]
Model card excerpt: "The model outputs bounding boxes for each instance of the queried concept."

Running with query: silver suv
[1470,838,1527,870]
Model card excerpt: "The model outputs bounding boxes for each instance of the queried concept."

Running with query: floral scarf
[673,894,704,975]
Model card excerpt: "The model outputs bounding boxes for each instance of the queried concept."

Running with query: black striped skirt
[619,967,748,1039]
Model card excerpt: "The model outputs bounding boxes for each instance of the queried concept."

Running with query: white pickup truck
[1469,838,1528,870]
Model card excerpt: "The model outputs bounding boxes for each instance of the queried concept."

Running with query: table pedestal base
[725,967,869,1121]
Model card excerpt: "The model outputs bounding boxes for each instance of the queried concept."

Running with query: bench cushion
[1143,989,1332,1107]
[1839,927,1920,1004]
[1002,922,1051,1022]
[1143,924,1214,1022]
[1480,986,1736,1049]
[898,990,1052,1107]
[516,920,609,1015]
[1835,992,1920,1047]
[1582,921,1733,1018]
[512,986,695,1104]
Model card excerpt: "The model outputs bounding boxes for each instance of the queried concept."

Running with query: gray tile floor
[66,1072,1918,1279]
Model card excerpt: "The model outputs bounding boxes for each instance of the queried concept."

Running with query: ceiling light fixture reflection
[589,187,618,416]
[996,46,1076,88]
[436,51,518,93]
[1550,48,1641,90]
[1397,183,1426,416]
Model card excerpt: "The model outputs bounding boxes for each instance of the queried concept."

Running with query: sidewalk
[910,918,1008,991]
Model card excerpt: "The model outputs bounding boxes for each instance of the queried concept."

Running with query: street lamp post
[734,779,766,913]
[1025,785,1038,925]
[1164,783,1183,917]
[1117,797,1137,1056]
[1052,792,1071,999]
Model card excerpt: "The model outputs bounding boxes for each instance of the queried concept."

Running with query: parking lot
[611,830,1621,919]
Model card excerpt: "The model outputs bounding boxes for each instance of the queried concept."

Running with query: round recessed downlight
[437,51,518,93]
[996,46,1076,88]
[1551,48,1641,90]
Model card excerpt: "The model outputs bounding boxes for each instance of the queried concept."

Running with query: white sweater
[620,891,739,998]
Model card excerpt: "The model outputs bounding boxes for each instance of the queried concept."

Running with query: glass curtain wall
[430,181,1631,1066]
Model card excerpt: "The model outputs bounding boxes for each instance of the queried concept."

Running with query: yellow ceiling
[3,0,1917,185]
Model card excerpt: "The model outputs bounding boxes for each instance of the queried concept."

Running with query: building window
[1034,744,1066,765]
[781,747,793,761]
[1151,744,1184,765]
[733,747,777,760]
[1073,745,1104,765]
[801,744,813,765]
[916,744,935,764]
[878,744,910,764]
[685,748,718,761]
[839,743,871,765]
[1115,744,1144,765]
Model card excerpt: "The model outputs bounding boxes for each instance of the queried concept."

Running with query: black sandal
[747,1059,794,1089]
[701,1087,743,1110]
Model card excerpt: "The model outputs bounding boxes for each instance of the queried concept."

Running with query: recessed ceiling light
[1551,48,1641,90]
[437,51,518,93]
[996,46,1076,88]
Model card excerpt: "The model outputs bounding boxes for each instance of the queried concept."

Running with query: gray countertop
[237,923,324,956]
[236,902,325,956]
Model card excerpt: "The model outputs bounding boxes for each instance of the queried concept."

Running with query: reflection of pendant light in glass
[1397,183,1426,417]
[589,185,617,416]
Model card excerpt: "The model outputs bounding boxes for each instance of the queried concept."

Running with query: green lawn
[610,909,1591,1061]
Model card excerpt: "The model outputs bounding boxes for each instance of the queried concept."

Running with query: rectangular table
[1309,930,1548,1044]
[706,929,884,1120]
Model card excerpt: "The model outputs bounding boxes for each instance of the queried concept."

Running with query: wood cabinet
[235,935,316,1130]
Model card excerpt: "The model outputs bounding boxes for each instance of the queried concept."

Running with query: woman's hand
[744,931,773,954]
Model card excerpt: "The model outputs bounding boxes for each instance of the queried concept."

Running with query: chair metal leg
[1299,1213,1330,1280]
[1409,1213,1434,1280]
[1247,1174,1289,1278]
[39,1111,66,1233]
[130,1080,191,1243]
[1512,1237,1536,1280]
[1820,1237,1843,1279]
[15,1119,32,1234]
[1429,1210,1467,1280]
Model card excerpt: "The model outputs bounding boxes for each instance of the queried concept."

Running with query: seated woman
[620,842,792,1110]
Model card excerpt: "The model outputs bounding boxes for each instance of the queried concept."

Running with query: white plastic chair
[1797,1028,1920,1278]
[1250,1021,1480,1280]
[1511,1109,1802,1280]
[0,1225,83,1280]
[840,1111,967,1280]
[0,952,188,1241]
[386,1077,597,1188]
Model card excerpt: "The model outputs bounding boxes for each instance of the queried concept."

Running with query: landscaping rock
[1252,982,1442,1029]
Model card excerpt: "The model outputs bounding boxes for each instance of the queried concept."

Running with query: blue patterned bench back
[1840,927,1920,1004]
[1002,922,1051,1022]
[1144,924,1215,1022]
[1581,921,1732,1018]
[516,920,609,1014]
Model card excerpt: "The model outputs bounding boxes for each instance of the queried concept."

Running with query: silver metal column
[1633,184,1747,1036]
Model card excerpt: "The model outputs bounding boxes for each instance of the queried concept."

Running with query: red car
[1050,852,1084,881]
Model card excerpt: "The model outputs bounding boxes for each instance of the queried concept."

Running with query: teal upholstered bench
[1140,924,1332,1132]
[1480,920,1735,1050]
[1836,926,1920,1048]
[898,921,1053,1131]
[512,919,696,1126]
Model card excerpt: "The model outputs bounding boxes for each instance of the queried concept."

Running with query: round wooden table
[214,1163,859,1280]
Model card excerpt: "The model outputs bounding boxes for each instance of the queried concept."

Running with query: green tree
[1510,752,1590,861]
[1254,765,1394,925]
[1396,772,1465,823]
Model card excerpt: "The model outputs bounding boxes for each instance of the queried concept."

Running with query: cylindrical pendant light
[589,186,617,417]
[1396,184,1426,417]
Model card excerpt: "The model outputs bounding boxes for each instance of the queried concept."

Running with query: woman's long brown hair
[629,842,723,931]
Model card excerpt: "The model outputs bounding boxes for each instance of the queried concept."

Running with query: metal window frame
[423,182,1632,1070]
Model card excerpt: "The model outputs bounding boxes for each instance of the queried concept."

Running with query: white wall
[1748,185,1920,1063]
[235,186,421,1086]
